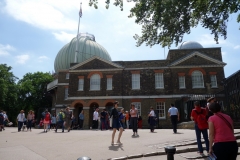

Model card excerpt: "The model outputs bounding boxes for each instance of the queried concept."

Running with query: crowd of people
[1,97,238,159]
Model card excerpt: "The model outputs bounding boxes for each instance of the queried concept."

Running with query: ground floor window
[156,102,165,119]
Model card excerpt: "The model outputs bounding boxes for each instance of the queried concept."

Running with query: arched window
[90,74,100,90]
[192,71,204,88]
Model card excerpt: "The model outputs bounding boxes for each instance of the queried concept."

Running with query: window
[155,73,164,89]
[192,71,204,88]
[210,75,217,88]
[66,73,69,79]
[131,102,141,116]
[64,88,68,99]
[90,74,100,90]
[156,102,165,119]
[78,79,84,91]
[179,76,186,89]
[107,78,112,90]
[132,74,140,89]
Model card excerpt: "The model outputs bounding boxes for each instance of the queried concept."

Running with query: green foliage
[89,0,240,48]
[17,72,54,114]
[0,64,19,122]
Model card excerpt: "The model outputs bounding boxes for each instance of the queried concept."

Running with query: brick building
[47,33,226,129]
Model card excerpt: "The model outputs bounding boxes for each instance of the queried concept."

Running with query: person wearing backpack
[191,101,209,156]
[55,109,65,133]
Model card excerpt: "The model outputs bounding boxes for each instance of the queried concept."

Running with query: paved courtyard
[0,127,239,160]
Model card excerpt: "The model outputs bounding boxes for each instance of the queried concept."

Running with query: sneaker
[132,133,135,136]
[136,133,139,136]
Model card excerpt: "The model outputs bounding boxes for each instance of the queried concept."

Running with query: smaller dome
[178,41,203,49]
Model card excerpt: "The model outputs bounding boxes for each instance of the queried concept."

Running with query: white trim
[70,56,123,70]
[69,68,123,73]
[169,51,226,66]
[58,83,69,85]
[124,67,168,70]
[170,65,225,68]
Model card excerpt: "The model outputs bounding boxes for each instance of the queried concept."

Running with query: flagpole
[74,2,82,63]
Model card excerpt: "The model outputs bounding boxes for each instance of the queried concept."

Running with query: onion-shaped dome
[54,33,112,72]
[178,41,203,49]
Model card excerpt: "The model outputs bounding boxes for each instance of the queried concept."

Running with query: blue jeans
[18,121,23,131]
[56,121,64,131]
[101,119,108,130]
[194,124,209,153]
[170,115,178,133]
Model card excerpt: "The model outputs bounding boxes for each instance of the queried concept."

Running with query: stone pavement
[0,127,239,160]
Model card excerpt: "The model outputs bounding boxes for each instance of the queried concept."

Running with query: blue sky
[0,0,239,80]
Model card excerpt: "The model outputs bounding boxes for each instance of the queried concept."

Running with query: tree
[89,0,240,48]
[0,64,19,122]
[17,72,53,118]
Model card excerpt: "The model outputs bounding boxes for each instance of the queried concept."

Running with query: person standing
[64,107,73,132]
[130,103,138,136]
[208,102,238,159]
[17,110,25,132]
[0,110,4,131]
[206,97,216,119]
[190,101,209,155]
[92,108,99,130]
[51,114,56,130]
[148,107,156,132]
[100,109,107,130]
[125,111,129,129]
[43,110,51,133]
[111,101,123,145]
[27,110,34,131]
[55,109,65,133]
[79,110,84,129]
[168,103,179,134]
[3,111,9,130]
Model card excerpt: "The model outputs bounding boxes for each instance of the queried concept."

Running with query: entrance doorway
[89,102,99,128]
[74,103,83,125]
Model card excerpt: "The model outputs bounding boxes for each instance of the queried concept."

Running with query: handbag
[215,113,233,132]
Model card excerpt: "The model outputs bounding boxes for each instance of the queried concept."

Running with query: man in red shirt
[191,101,209,155]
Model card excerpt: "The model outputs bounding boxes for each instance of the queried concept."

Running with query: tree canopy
[89,0,240,48]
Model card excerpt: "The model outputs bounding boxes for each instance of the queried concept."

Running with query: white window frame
[132,74,140,90]
[155,73,164,89]
[78,79,84,91]
[131,102,141,116]
[179,76,186,89]
[90,74,100,91]
[192,71,204,88]
[107,78,112,90]
[66,73,69,79]
[156,102,166,119]
[210,75,218,88]
[64,88,68,99]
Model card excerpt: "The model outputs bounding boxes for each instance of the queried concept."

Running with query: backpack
[58,112,65,121]
[194,109,208,130]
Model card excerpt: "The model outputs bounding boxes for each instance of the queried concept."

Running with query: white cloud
[15,54,30,64]
[3,0,78,31]
[198,34,226,46]
[0,44,15,56]
[52,31,75,43]
[234,45,240,49]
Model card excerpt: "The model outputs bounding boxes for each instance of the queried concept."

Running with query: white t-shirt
[149,110,155,117]
[17,113,25,122]
[93,111,99,120]
[168,107,178,116]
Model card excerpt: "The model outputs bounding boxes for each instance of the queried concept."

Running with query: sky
[0,0,239,80]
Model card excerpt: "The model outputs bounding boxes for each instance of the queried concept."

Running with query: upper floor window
[210,75,218,88]
[131,102,141,116]
[155,73,164,89]
[64,88,68,99]
[78,79,84,91]
[156,102,166,119]
[107,78,112,90]
[132,74,140,89]
[192,71,204,88]
[66,73,69,79]
[179,76,186,89]
[90,74,100,90]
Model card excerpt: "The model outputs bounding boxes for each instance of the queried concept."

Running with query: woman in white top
[148,107,156,132]
[130,104,138,136]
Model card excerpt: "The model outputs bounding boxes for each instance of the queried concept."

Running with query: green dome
[54,33,112,72]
